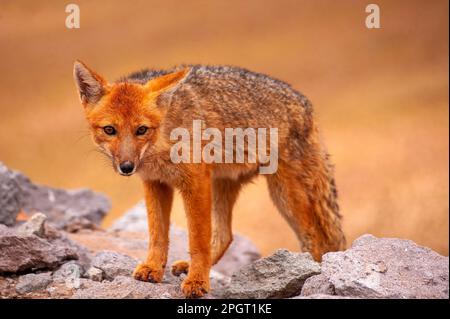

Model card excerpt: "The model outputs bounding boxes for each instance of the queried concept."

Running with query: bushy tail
[266,153,346,261]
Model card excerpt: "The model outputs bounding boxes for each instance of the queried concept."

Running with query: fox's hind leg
[171,174,254,276]
[210,177,250,264]
[265,160,346,261]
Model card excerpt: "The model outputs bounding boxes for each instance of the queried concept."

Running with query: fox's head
[73,61,190,176]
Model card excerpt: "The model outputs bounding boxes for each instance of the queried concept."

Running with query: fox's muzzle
[118,161,135,176]
[114,134,139,176]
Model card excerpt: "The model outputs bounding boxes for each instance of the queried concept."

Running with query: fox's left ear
[144,67,191,104]
[73,60,108,105]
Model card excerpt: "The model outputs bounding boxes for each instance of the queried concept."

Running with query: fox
[73,61,346,298]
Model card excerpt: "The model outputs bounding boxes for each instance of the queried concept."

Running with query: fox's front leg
[133,180,173,283]
[179,175,212,298]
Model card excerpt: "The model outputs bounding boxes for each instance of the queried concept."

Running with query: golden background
[0,0,448,255]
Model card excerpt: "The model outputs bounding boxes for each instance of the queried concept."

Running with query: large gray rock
[0,163,22,226]
[224,249,321,299]
[91,251,138,281]
[0,162,110,230]
[15,272,53,294]
[72,276,183,299]
[302,234,449,299]
[111,200,261,276]
[0,224,80,273]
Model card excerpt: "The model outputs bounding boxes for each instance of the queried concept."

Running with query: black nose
[119,161,135,174]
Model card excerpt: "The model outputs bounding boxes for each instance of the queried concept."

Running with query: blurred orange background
[0,0,448,255]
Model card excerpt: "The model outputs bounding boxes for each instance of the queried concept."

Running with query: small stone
[53,262,84,283]
[17,212,47,237]
[160,292,172,299]
[301,274,335,296]
[15,272,52,294]
[91,251,138,281]
[46,286,57,294]
[85,267,103,282]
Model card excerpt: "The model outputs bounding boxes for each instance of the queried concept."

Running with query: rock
[293,294,356,299]
[209,270,231,298]
[301,273,335,296]
[111,200,261,276]
[17,212,47,237]
[43,224,92,270]
[64,217,99,233]
[224,249,321,299]
[111,201,148,233]
[0,162,22,226]
[216,234,261,277]
[85,267,103,282]
[53,261,84,284]
[0,224,80,273]
[15,272,52,294]
[0,276,18,298]
[0,162,110,230]
[72,276,183,299]
[91,251,138,281]
[307,234,449,299]
[45,281,77,299]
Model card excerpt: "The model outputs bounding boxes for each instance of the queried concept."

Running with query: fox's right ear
[73,61,107,105]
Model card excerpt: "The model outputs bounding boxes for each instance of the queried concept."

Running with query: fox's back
[121,65,313,132]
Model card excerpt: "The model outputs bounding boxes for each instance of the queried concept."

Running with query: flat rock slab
[72,276,184,299]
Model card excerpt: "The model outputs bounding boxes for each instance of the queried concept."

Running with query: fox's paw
[171,260,189,277]
[133,263,164,283]
[181,277,209,299]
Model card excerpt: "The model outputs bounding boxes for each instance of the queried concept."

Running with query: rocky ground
[0,162,448,299]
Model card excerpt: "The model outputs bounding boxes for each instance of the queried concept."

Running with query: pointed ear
[144,67,191,102]
[73,60,107,105]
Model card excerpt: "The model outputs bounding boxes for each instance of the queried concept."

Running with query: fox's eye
[136,126,149,136]
[103,126,116,135]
